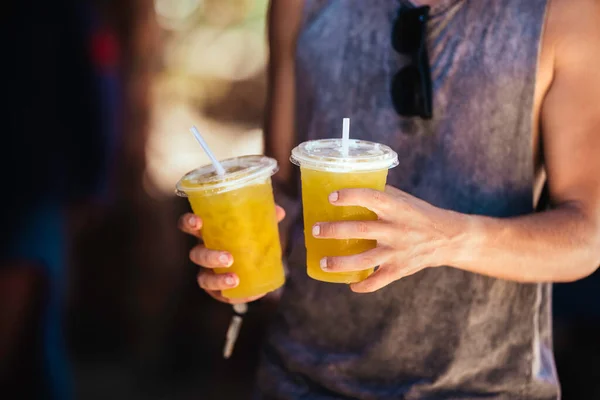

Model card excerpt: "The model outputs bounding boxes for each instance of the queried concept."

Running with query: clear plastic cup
[176,155,285,299]
[290,139,399,284]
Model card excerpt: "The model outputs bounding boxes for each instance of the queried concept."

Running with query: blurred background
[1,0,599,399]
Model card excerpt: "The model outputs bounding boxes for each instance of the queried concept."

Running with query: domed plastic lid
[290,139,398,172]
[176,155,278,196]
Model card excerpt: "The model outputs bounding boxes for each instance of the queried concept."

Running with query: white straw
[341,118,350,156]
[223,315,242,359]
[189,125,226,176]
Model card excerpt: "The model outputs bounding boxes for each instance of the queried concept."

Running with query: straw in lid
[176,155,278,196]
[290,139,399,172]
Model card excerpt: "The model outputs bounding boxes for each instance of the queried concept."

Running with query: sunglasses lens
[391,66,423,117]
[391,6,432,119]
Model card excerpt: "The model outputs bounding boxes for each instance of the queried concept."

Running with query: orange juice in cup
[176,155,285,299]
[290,139,398,284]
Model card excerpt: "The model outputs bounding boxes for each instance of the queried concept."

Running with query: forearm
[264,0,303,183]
[450,204,600,282]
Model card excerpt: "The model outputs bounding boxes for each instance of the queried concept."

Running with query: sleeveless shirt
[257,1,560,398]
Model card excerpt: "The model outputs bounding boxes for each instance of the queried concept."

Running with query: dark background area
[1,1,599,399]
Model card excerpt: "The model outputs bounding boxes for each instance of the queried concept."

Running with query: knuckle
[189,247,198,263]
[356,221,370,234]
[371,190,387,206]
[357,277,380,292]
[323,223,337,237]
[361,281,377,292]
[339,189,355,203]
[178,215,189,231]
[189,247,206,265]
[327,257,343,271]
[360,255,377,267]
[206,274,225,291]
[197,272,209,289]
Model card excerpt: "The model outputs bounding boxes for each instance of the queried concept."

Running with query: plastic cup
[290,139,399,284]
[176,155,285,299]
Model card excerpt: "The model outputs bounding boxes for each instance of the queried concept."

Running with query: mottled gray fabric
[257,0,559,399]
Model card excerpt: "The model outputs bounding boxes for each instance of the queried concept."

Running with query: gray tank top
[257,1,559,398]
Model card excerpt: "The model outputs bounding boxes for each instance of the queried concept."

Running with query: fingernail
[312,225,321,237]
[188,215,198,227]
[329,192,339,202]
[219,253,232,266]
[320,258,328,270]
[225,275,237,287]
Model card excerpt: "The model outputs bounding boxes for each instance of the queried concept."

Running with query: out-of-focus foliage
[147,0,268,194]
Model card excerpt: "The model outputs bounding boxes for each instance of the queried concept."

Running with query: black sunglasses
[391,5,433,120]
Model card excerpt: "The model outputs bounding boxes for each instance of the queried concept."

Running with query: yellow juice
[300,168,388,283]
[185,177,285,299]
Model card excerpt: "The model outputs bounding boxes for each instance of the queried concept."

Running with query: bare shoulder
[535,0,600,129]
[544,0,600,65]
[537,0,600,212]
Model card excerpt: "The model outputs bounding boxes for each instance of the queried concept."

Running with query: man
[179,0,600,398]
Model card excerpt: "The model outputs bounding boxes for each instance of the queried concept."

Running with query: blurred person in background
[0,0,119,398]
[179,0,600,399]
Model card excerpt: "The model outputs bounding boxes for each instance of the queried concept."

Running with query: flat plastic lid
[290,139,399,172]
[176,155,278,196]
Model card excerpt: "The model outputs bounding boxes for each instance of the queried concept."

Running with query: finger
[385,185,426,206]
[197,270,239,291]
[312,220,390,241]
[321,247,392,273]
[384,185,410,198]
[328,188,391,215]
[178,213,203,238]
[349,265,398,293]
[275,205,286,222]
[189,245,233,268]
[350,263,424,293]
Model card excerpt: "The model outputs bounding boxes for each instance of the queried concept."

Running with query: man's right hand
[178,206,286,305]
